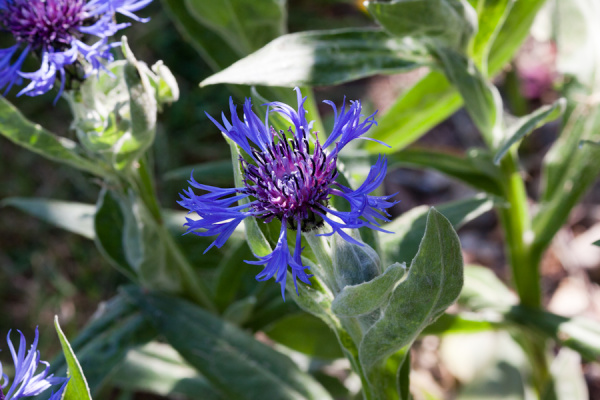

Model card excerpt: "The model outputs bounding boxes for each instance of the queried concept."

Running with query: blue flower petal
[245,220,311,299]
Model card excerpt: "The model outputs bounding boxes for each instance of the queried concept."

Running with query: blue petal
[178,174,257,253]
[48,378,70,400]
[18,45,78,100]
[205,97,271,157]
[322,98,385,155]
[245,220,311,299]
[3,327,67,399]
[266,87,314,141]
[78,13,130,37]
[0,45,29,95]
[330,156,398,226]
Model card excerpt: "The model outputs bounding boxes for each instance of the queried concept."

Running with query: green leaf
[593,240,600,247]
[469,0,515,70]
[126,287,333,400]
[0,96,107,177]
[397,350,411,400]
[366,71,463,153]
[162,160,234,186]
[494,98,566,164]
[331,262,406,317]
[201,28,431,87]
[47,294,157,397]
[366,0,477,52]
[459,264,516,311]
[2,198,95,239]
[263,313,344,359]
[110,342,223,399]
[487,0,548,75]
[433,46,503,145]
[213,240,255,311]
[160,0,239,71]
[421,312,499,335]
[366,0,546,153]
[506,306,600,361]
[94,189,137,281]
[184,0,286,56]
[54,317,92,400]
[381,195,494,267]
[359,208,464,371]
[534,106,600,252]
[222,296,257,325]
[534,0,600,254]
[389,147,503,195]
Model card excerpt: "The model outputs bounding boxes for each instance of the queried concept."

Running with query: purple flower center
[242,128,337,231]
[0,0,85,49]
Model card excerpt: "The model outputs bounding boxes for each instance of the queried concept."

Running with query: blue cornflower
[0,327,68,400]
[179,88,397,298]
[0,0,152,100]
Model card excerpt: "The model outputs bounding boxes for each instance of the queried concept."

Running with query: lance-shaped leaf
[201,28,431,87]
[110,342,223,399]
[160,0,239,71]
[389,147,503,195]
[433,46,504,146]
[54,317,92,400]
[494,98,567,164]
[366,0,477,52]
[0,96,107,177]
[331,262,406,317]
[163,160,234,185]
[46,294,158,398]
[366,71,462,153]
[381,195,494,267]
[359,208,464,371]
[421,312,499,335]
[2,198,95,239]
[94,188,138,281]
[126,287,333,400]
[506,306,600,361]
[263,313,344,359]
[459,264,516,311]
[184,0,286,56]
[470,0,515,71]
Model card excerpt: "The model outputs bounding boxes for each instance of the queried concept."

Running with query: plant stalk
[498,150,539,308]
[498,150,551,397]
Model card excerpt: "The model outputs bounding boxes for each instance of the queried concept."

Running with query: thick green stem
[498,150,539,308]
[133,156,163,223]
[498,150,552,398]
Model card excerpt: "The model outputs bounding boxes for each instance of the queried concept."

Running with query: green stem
[131,154,217,312]
[160,227,218,313]
[133,156,163,223]
[498,150,539,308]
[498,150,552,397]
